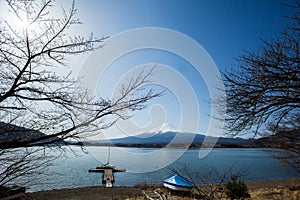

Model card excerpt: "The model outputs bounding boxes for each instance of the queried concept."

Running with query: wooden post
[89,166,126,188]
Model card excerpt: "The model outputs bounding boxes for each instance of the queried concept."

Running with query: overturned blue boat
[163,174,193,191]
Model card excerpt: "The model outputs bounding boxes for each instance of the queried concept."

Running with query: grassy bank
[21,178,300,200]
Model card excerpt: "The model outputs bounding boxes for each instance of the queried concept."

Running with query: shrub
[225,178,250,200]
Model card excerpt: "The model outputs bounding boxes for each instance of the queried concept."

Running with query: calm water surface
[28,147,299,192]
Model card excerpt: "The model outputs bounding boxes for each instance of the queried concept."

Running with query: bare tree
[0,148,55,187]
[0,0,160,187]
[267,129,300,174]
[222,2,300,172]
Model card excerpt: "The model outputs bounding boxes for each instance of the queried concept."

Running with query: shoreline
[25,177,300,200]
[81,143,264,148]
[80,144,272,149]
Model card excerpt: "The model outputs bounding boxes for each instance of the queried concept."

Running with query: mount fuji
[92,123,256,148]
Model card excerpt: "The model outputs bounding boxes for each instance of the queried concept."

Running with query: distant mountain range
[0,122,70,147]
[255,129,300,148]
[84,124,258,148]
[84,123,300,148]
[1,121,298,149]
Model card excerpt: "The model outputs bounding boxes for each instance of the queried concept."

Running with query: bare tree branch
[0,0,161,187]
[221,1,300,173]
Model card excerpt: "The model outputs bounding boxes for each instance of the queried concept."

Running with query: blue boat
[163,174,193,191]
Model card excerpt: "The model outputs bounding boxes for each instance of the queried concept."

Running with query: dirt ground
[246,178,300,200]
[6,177,300,200]
[26,186,142,200]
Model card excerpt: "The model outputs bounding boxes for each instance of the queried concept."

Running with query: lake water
[27,147,299,192]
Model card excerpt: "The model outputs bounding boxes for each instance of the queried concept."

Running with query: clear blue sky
[75,0,292,70]
[1,0,294,139]
[69,0,294,139]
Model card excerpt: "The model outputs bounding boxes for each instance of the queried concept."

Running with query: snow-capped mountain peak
[151,122,177,133]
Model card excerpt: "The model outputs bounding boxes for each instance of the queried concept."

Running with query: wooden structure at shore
[142,190,164,200]
[89,165,126,187]
[88,146,125,187]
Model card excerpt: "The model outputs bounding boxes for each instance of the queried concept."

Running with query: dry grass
[247,180,300,200]
[249,187,300,200]
[26,178,300,200]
